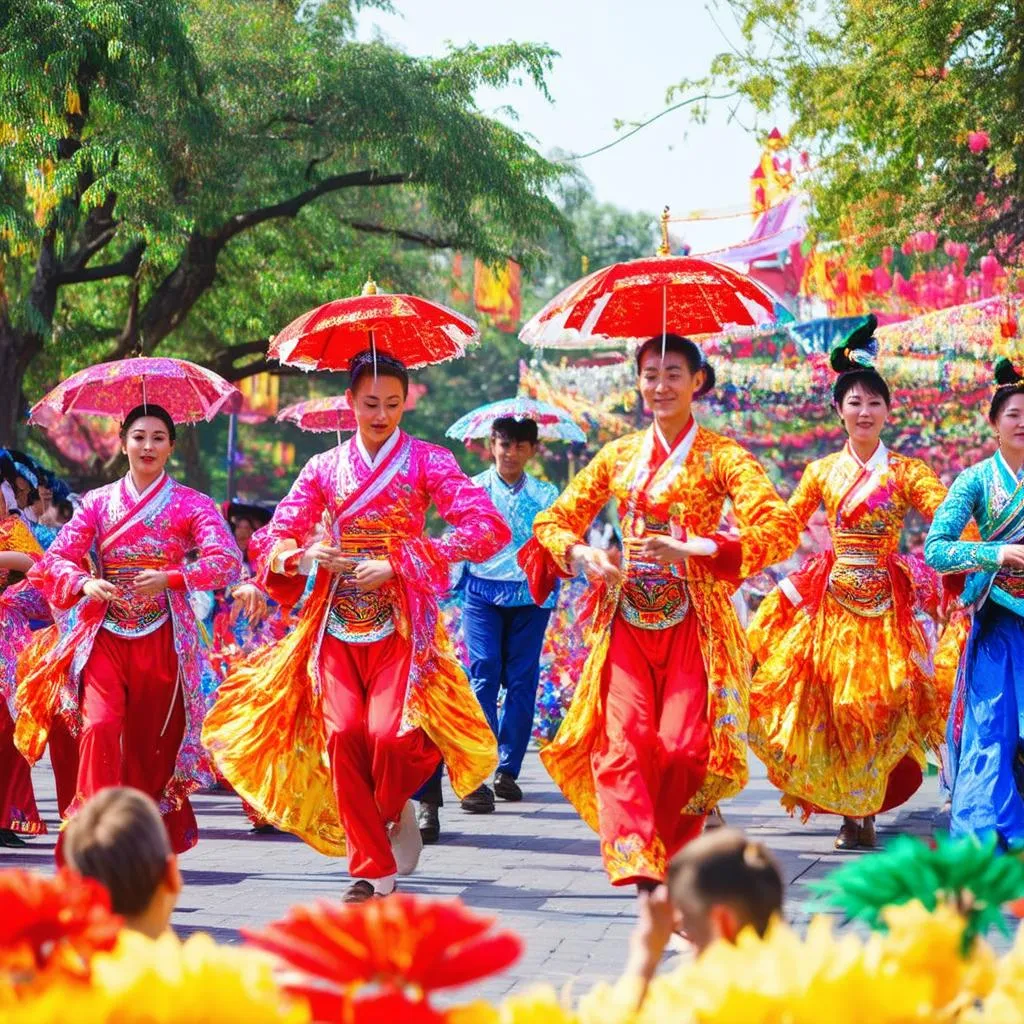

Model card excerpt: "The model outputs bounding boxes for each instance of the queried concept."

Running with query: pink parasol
[29,357,241,426]
[520,255,790,349]
[276,384,425,434]
[269,279,479,372]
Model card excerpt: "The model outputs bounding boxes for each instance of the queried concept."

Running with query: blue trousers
[463,592,552,779]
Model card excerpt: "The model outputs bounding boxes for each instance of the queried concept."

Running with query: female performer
[748,316,954,849]
[202,351,510,903]
[925,358,1024,844]
[527,334,799,891]
[0,482,47,845]
[16,405,241,852]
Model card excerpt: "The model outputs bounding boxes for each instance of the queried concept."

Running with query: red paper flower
[967,130,990,153]
[243,893,522,1022]
[0,868,121,980]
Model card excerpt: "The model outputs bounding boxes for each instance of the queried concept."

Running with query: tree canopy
[681,1,1024,264]
[0,0,571,447]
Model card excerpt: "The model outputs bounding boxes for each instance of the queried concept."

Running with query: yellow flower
[14,931,309,1024]
[496,985,577,1024]
[962,923,1024,1023]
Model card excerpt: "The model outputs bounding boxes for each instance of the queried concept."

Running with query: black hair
[635,334,716,398]
[990,358,1024,423]
[54,499,74,523]
[830,314,891,408]
[491,416,539,445]
[349,349,409,397]
[119,404,177,442]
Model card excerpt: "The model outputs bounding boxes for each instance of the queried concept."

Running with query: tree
[680,1,1024,263]
[0,0,570,447]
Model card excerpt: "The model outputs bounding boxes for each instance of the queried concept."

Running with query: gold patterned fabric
[748,445,953,818]
[532,425,800,831]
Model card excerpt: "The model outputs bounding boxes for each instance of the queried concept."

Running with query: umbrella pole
[225,413,238,502]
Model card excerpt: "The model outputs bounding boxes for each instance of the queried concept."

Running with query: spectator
[63,787,182,939]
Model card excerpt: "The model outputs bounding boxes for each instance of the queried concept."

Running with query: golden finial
[361,277,378,296]
[657,206,671,256]
[581,254,589,275]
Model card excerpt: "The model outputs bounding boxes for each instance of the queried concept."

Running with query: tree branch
[342,219,456,249]
[214,169,413,245]
[55,242,145,285]
[60,194,119,275]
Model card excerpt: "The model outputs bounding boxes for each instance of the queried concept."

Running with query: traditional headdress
[994,356,1024,389]
[830,313,880,374]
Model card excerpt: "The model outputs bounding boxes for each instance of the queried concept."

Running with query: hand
[570,544,621,585]
[625,885,677,982]
[1002,544,1024,570]
[82,578,119,602]
[305,541,354,575]
[637,535,689,565]
[231,583,267,625]
[133,569,170,596]
[353,559,394,592]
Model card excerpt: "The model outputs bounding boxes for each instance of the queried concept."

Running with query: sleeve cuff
[704,532,743,581]
[165,569,186,590]
[998,546,1007,566]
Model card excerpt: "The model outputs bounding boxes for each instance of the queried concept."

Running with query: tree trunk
[0,323,38,449]
[177,425,212,494]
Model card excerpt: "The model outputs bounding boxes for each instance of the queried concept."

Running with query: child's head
[667,828,783,951]
[63,787,181,938]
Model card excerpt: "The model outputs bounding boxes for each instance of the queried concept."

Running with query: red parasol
[269,279,479,372]
[29,357,241,425]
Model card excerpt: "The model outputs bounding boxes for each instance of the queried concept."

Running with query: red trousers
[321,633,440,879]
[593,613,709,886]
[72,623,196,853]
[0,703,43,834]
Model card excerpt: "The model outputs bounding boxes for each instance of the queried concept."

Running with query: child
[623,828,783,1003]
[63,786,182,939]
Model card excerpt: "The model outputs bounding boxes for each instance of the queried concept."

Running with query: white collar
[125,470,167,503]
[653,417,698,459]
[847,441,888,473]
[355,428,401,470]
[996,448,1024,482]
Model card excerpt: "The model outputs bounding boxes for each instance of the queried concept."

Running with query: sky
[356,0,777,253]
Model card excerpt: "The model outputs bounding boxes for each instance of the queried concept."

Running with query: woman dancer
[0,481,47,845]
[925,358,1024,844]
[16,405,241,852]
[527,333,799,892]
[748,316,954,849]
[203,351,510,903]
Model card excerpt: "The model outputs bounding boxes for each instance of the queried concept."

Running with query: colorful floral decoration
[241,892,523,1023]
[813,833,1024,952]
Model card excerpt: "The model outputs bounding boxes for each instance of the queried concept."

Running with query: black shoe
[494,772,523,802]
[342,880,377,904]
[250,823,279,835]
[460,784,495,814]
[417,801,440,844]
[0,829,27,847]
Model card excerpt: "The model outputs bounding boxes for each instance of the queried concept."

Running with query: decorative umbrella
[277,396,358,434]
[29,357,242,425]
[446,397,587,444]
[520,209,792,349]
[270,279,479,372]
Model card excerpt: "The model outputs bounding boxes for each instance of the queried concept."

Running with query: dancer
[203,351,510,903]
[16,404,241,854]
[449,415,559,818]
[747,316,955,849]
[528,334,799,891]
[925,358,1024,844]
[0,482,47,846]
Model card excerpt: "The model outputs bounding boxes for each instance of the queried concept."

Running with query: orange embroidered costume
[747,443,954,820]
[528,422,799,885]
[201,431,510,871]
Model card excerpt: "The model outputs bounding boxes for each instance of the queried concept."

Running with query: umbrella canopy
[276,396,357,433]
[29,357,241,426]
[519,255,791,350]
[270,280,479,372]
[446,397,587,444]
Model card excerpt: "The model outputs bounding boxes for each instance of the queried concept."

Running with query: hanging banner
[237,372,279,422]
[474,259,522,333]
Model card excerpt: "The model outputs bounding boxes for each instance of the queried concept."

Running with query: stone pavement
[9,751,948,1004]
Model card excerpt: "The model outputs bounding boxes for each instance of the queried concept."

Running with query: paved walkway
[9,751,947,1004]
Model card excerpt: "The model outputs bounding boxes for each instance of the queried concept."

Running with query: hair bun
[830,313,879,373]
[995,357,1024,387]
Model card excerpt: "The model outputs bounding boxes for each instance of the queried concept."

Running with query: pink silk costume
[747,444,964,819]
[529,425,800,882]
[201,431,511,856]
[15,474,241,835]
[0,518,48,835]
